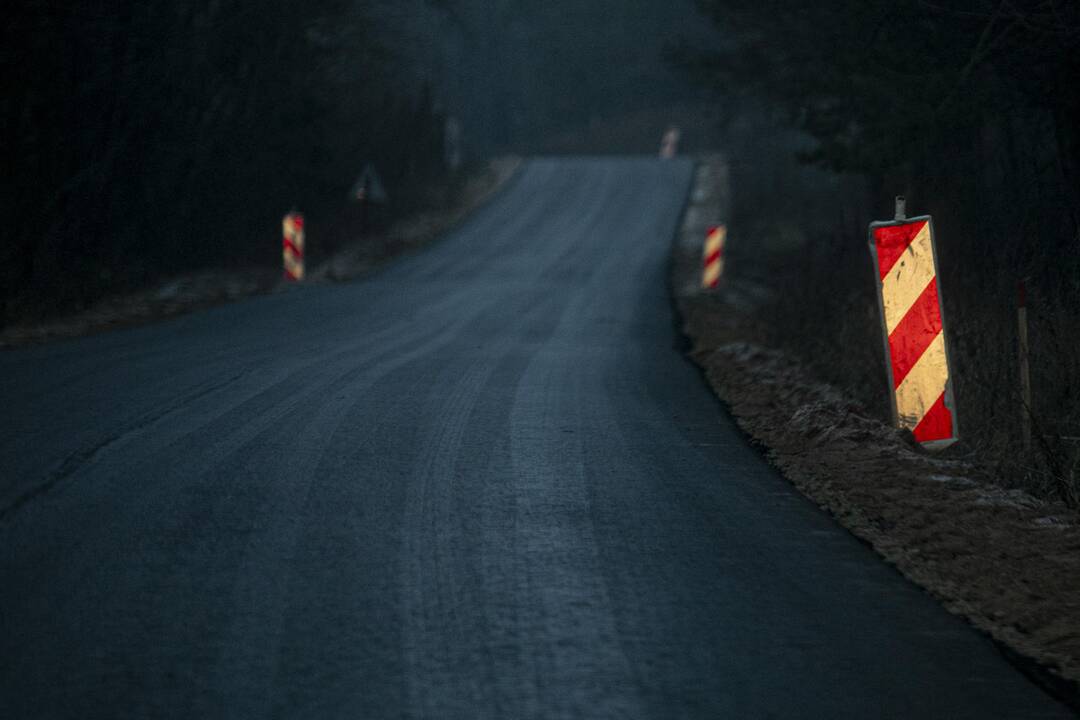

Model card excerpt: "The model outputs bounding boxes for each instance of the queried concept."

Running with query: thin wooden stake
[1018,280,1032,452]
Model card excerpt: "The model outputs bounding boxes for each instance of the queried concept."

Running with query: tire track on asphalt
[396,283,570,717]
[396,158,628,718]
[505,311,645,718]
[202,322,495,719]
[1,284,481,527]
[263,345,454,717]
[0,293,487,692]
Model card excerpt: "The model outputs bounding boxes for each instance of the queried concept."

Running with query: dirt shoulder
[0,157,521,350]
[674,158,1080,710]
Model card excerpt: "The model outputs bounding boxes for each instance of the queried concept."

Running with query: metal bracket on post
[894,196,907,222]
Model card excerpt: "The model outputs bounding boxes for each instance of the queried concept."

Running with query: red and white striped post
[702,225,726,289]
[283,212,305,282]
[660,126,681,159]
[869,200,958,449]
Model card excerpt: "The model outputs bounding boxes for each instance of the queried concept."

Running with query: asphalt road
[0,158,1071,718]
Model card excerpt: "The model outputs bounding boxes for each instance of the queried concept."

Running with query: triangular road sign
[351,164,389,204]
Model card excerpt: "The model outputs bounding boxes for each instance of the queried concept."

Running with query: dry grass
[674,155,1080,706]
[0,158,522,350]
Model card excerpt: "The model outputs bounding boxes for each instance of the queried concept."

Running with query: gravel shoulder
[674,157,1080,711]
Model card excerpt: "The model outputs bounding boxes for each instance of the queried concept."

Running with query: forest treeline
[690,1,1080,499]
[2,0,446,326]
[425,0,710,153]
[2,0,715,328]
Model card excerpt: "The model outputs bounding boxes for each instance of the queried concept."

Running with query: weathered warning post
[869,198,958,449]
[283,212,305,282]
[659,126,681,159]
[702,224,726,289]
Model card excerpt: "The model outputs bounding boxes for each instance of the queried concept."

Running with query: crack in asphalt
[0,370,247,523]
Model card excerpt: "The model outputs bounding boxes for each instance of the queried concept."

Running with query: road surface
[0,158,1070,718]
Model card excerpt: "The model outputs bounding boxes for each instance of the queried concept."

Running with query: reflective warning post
[702,225,726,289]
[869,214,958,449]
[659,126,681,159]
[283,212,305,282]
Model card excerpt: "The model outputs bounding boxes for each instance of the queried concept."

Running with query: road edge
[670,155,1080,716]
[0,158,523,351]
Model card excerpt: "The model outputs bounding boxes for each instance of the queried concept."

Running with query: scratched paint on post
[870,217,957,448]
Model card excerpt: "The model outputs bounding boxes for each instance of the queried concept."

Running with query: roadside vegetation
[2,0,449,328]
[3,0,714,333]
[685,1,1080,504]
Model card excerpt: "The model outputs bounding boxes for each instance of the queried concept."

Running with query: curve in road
[0,158,1070,718]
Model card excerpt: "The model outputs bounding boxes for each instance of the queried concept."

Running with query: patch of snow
[926,474,976,487]
[974,487,1041,510]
